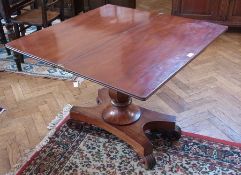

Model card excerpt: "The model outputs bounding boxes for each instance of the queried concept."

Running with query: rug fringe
[0,57,85,82]
[47,104,72,130]
[2,69,78,81]
[6,104,72,175]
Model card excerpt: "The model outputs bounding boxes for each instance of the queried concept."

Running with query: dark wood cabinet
[63,0,83,17]
[49,0,83,18]
[172,0,241,27]
[62,0,136,17]
[83,0,136,12]
[108,0,136,8]
[172,0,221,20]
[226,0,241,26]
[83,0,106,11]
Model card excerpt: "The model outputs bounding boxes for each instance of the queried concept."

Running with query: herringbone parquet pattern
[138,32,241,142]
[0,1,241,174]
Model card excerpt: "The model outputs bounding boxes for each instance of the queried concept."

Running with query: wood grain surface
[6,4,227,100]
[0,0,241,173]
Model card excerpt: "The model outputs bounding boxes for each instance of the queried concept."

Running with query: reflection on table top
[6,4,227,100]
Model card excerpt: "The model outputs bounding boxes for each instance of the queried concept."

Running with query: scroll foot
[141,154,156,170]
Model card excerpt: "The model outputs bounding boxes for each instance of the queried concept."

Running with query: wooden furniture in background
[6,5,227,169]
[83,0,136,12]
[0,3,8,48]
[53,0,136,18]
[0,20,10,54]
[9,0,64,31]
[108,0,136,8]
[0,21,6,43]
[0,0,64,71]
[0,0,32,68]
[172,0,241,27]
[63,0,83,17]
[50,0,82,18]
[0,0,24,55]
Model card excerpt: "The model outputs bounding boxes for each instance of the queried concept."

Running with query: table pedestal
[70,88,181,169]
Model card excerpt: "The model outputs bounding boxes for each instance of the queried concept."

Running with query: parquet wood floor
[0,1,241,174]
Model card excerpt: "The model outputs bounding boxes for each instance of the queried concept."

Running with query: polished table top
[6,5,227,100]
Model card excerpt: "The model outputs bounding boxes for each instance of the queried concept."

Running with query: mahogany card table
[6,4,227,169]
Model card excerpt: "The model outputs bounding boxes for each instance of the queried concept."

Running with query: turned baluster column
[102,89,141,125]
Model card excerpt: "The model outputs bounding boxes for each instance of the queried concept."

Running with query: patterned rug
[0,47,78,80]
[0,20,79,81]
[13,105,241,175]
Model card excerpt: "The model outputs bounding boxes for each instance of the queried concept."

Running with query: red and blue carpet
[13,105,241,175]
